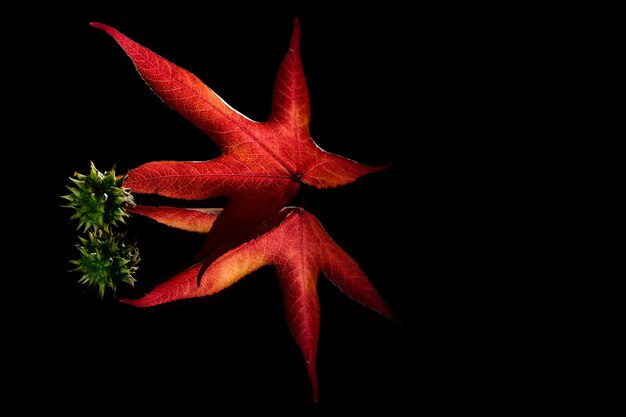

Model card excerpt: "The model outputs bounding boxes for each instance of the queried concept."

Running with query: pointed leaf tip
[308,362,319,403]
[290,18,301,52]
[89,22,106,30]
[90,22,119,37]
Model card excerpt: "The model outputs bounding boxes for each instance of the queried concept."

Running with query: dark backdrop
[15,3,527,415]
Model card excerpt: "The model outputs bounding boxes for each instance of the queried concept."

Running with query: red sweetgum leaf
[91,20,386,270]
[122,207,395,402]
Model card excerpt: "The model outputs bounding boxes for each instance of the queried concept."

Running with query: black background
[14,2,546,414]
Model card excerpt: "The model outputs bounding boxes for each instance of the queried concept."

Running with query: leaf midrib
[127,173,294,181]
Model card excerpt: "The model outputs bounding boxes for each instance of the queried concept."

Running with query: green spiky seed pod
[62,162,135,233]
[71,230,140,298]
[63,162,140,298]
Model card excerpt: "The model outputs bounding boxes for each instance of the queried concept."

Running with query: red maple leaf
[91,20,385,266]
[122,206,395,402]
[89,19,395,402]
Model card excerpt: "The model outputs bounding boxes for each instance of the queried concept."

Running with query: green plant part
[72,230,139,298]
[63,162,139,298]
[62,162,134,233]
